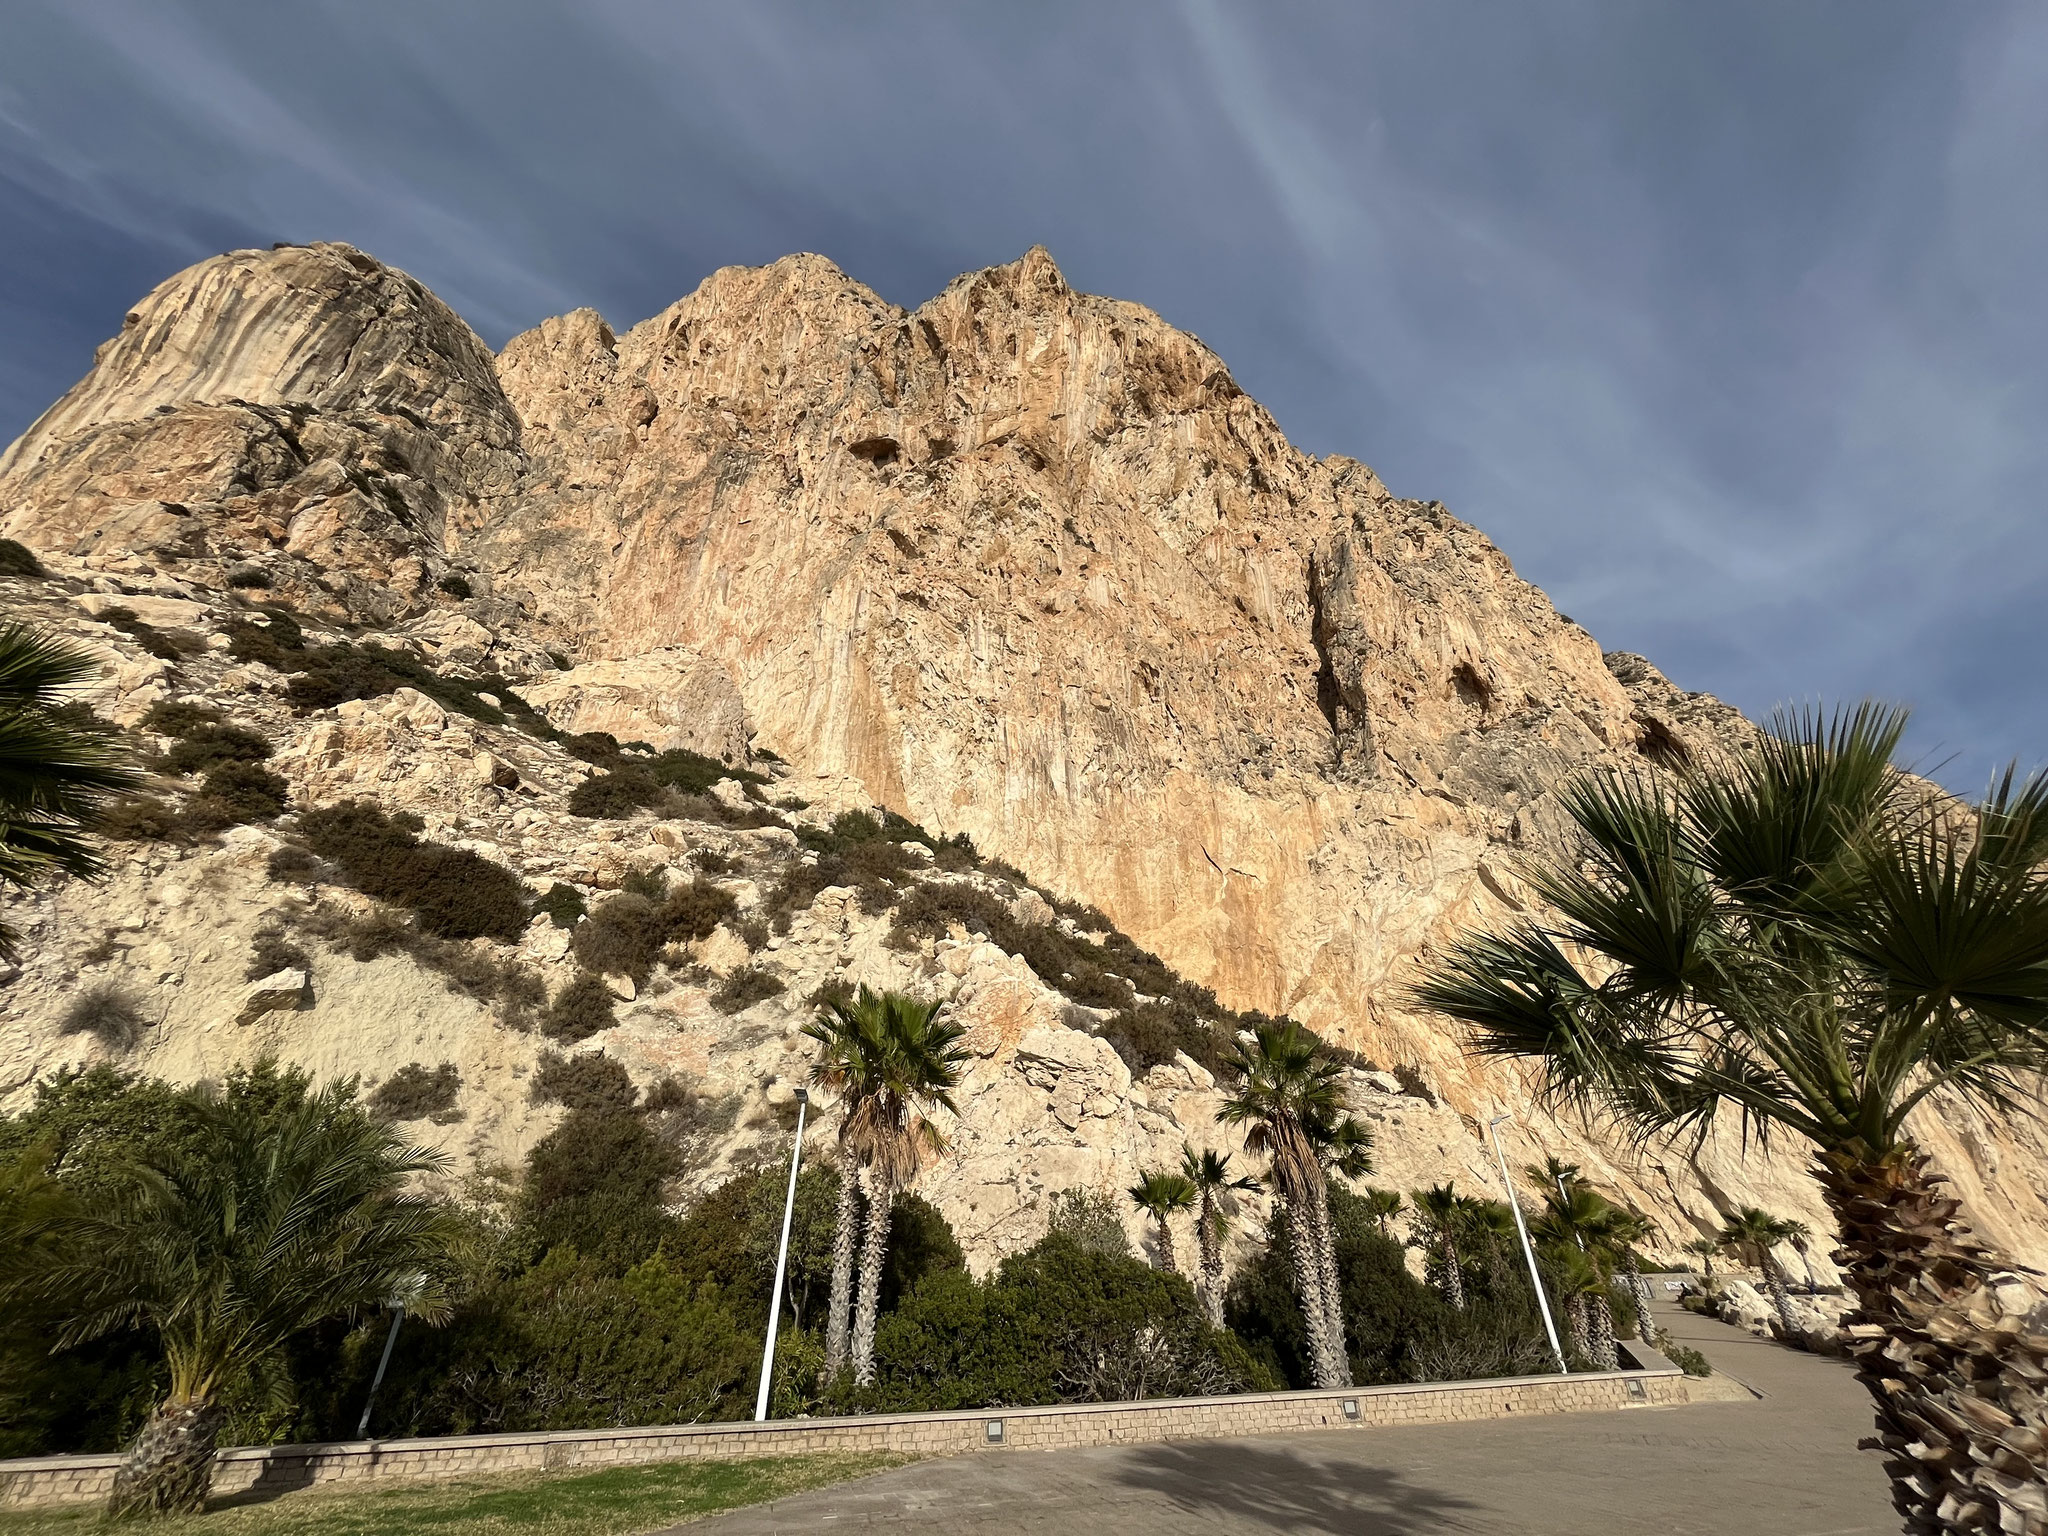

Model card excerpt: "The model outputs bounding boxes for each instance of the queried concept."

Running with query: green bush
[851,1233,1268,1412]
[711,965,785,1015]
[162,723,272,776]
[364,1249,757,1436]
[570,882,736,986]
[1043,1188,1133,1259]
[225,565,271,589]
[542,970,617,1044]
[297,800,530,942]
[0,538,45,577]
[531,1051,637,1113]
[246,929,310,980]
[99,795,180,842]
[514,1108,682,1271]
[140,700,223,736]
[567,769,666,818]
[368,1063,461,1122]
[1654,1329,1712,1377]
[178,761,289,831]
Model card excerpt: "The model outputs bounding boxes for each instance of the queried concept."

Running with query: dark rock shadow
[1109,1439,1479,1534]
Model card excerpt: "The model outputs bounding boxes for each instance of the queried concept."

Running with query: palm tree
[1181,1146,1260,1327]
[1127,1169,1197,1274]
[0,621,139,961]
[1717,1206,1804,1340]
[1606,1207,1660,1344]
[1218,1020,1364,1389]
[1546,1244,1614,1369]
[802,987,891,1379]
[1409,1183,1468,1310]
[1682,1236,1720,1279]
[1412,704,2048,1533]
[1,1080,456,1516]
[1533,1183,1626,1363]
[804,988,967,1387]
[1363,1186,1404,1241]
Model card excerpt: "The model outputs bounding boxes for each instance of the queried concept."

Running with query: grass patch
[0,1453,907,1536]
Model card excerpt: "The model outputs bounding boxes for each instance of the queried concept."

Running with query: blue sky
[3,2,2042,790]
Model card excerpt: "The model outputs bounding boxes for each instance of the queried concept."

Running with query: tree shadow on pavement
[1109,1440,1479,1534]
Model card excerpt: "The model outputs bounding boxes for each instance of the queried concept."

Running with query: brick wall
[0,1363,1701,1510]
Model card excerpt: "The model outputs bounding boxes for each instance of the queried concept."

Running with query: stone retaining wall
[0,1361,1700,1509]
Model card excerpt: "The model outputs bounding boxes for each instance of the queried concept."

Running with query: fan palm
[802,987,891,1378]
[1533,1184,1627,1365]
[0,621,139,962]
[1180,1146,1260,1325]
[805,987,967,1386]
[1717,1206,1804,1340]
[1409,1183,1468,1310]
[1545,1244,1613,1368]
[1412,703,2048,1532]
[1127,1169,1198,1274]
[1681,1236,1720,1278]
[1218,1020,1364,1388]
[1,1080,456,1516]
[1605,1207,1660,1344]
[1363,1186,1404,1241]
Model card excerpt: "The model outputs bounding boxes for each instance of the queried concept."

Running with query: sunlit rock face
[4,240,2043,1277]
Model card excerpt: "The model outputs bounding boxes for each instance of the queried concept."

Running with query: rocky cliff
[3,239,2044,1278]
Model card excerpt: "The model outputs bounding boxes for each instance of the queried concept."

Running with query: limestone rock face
[0,242,521,621]
[3,240,2045,1280]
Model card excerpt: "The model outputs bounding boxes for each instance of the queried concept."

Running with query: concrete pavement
[678,1303,1898,1534]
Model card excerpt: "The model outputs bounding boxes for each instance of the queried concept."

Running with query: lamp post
[355,1272,424,1440]
[1488,1113,1567,1374]
[754,1086,809,1422]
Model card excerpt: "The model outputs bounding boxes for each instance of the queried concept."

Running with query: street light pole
[1489,1113,1567,1374]
[754,1086,809,1422]
[355,1273,425,1440]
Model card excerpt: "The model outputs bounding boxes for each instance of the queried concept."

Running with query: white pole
[755,1089,808,1422]
[1490,1113,1568,1374]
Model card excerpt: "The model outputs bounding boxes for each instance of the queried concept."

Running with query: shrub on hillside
[0,538,45,577]
[99,795,180,843]
[298,800,529,941]
[1043,1188,1133,1259]
[531,882,587,930]
[56,984,147,1052]
[541,970,617,1044]
[531,1051,637,1113]
[710,965,785,1015]
[140,700,223,737]
[178,761,289,832]
[570,882,736,985]
[368,1062,461,1122]
[163,723,272,776]
[246,929,311,981]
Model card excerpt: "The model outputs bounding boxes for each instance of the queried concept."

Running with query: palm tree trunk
[1155,1216,1179,1276]
[107,1395,225,1518]
[1589,1293,1619,1371]
[1439,1235,1467,1310]
[1761,1258,1800,1344]
[1198,1214,1226,1329]
[850,1165,894,1387]
[1283,1202,1343,1389]
[1308,1194,1352,1388]
[1565,1295,1592,1366]
[1623,1259,1656,1343]
[823,1160,862,1378]
[1814,1144,2048,1536]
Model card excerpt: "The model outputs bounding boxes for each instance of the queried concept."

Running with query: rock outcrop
[3,240,2044,1278]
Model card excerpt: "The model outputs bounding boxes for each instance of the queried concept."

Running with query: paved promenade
[684,1304,1897,1535]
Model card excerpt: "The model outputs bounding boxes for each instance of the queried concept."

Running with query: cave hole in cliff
[1635,715,1691,766]
[1451,661,1494,711]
